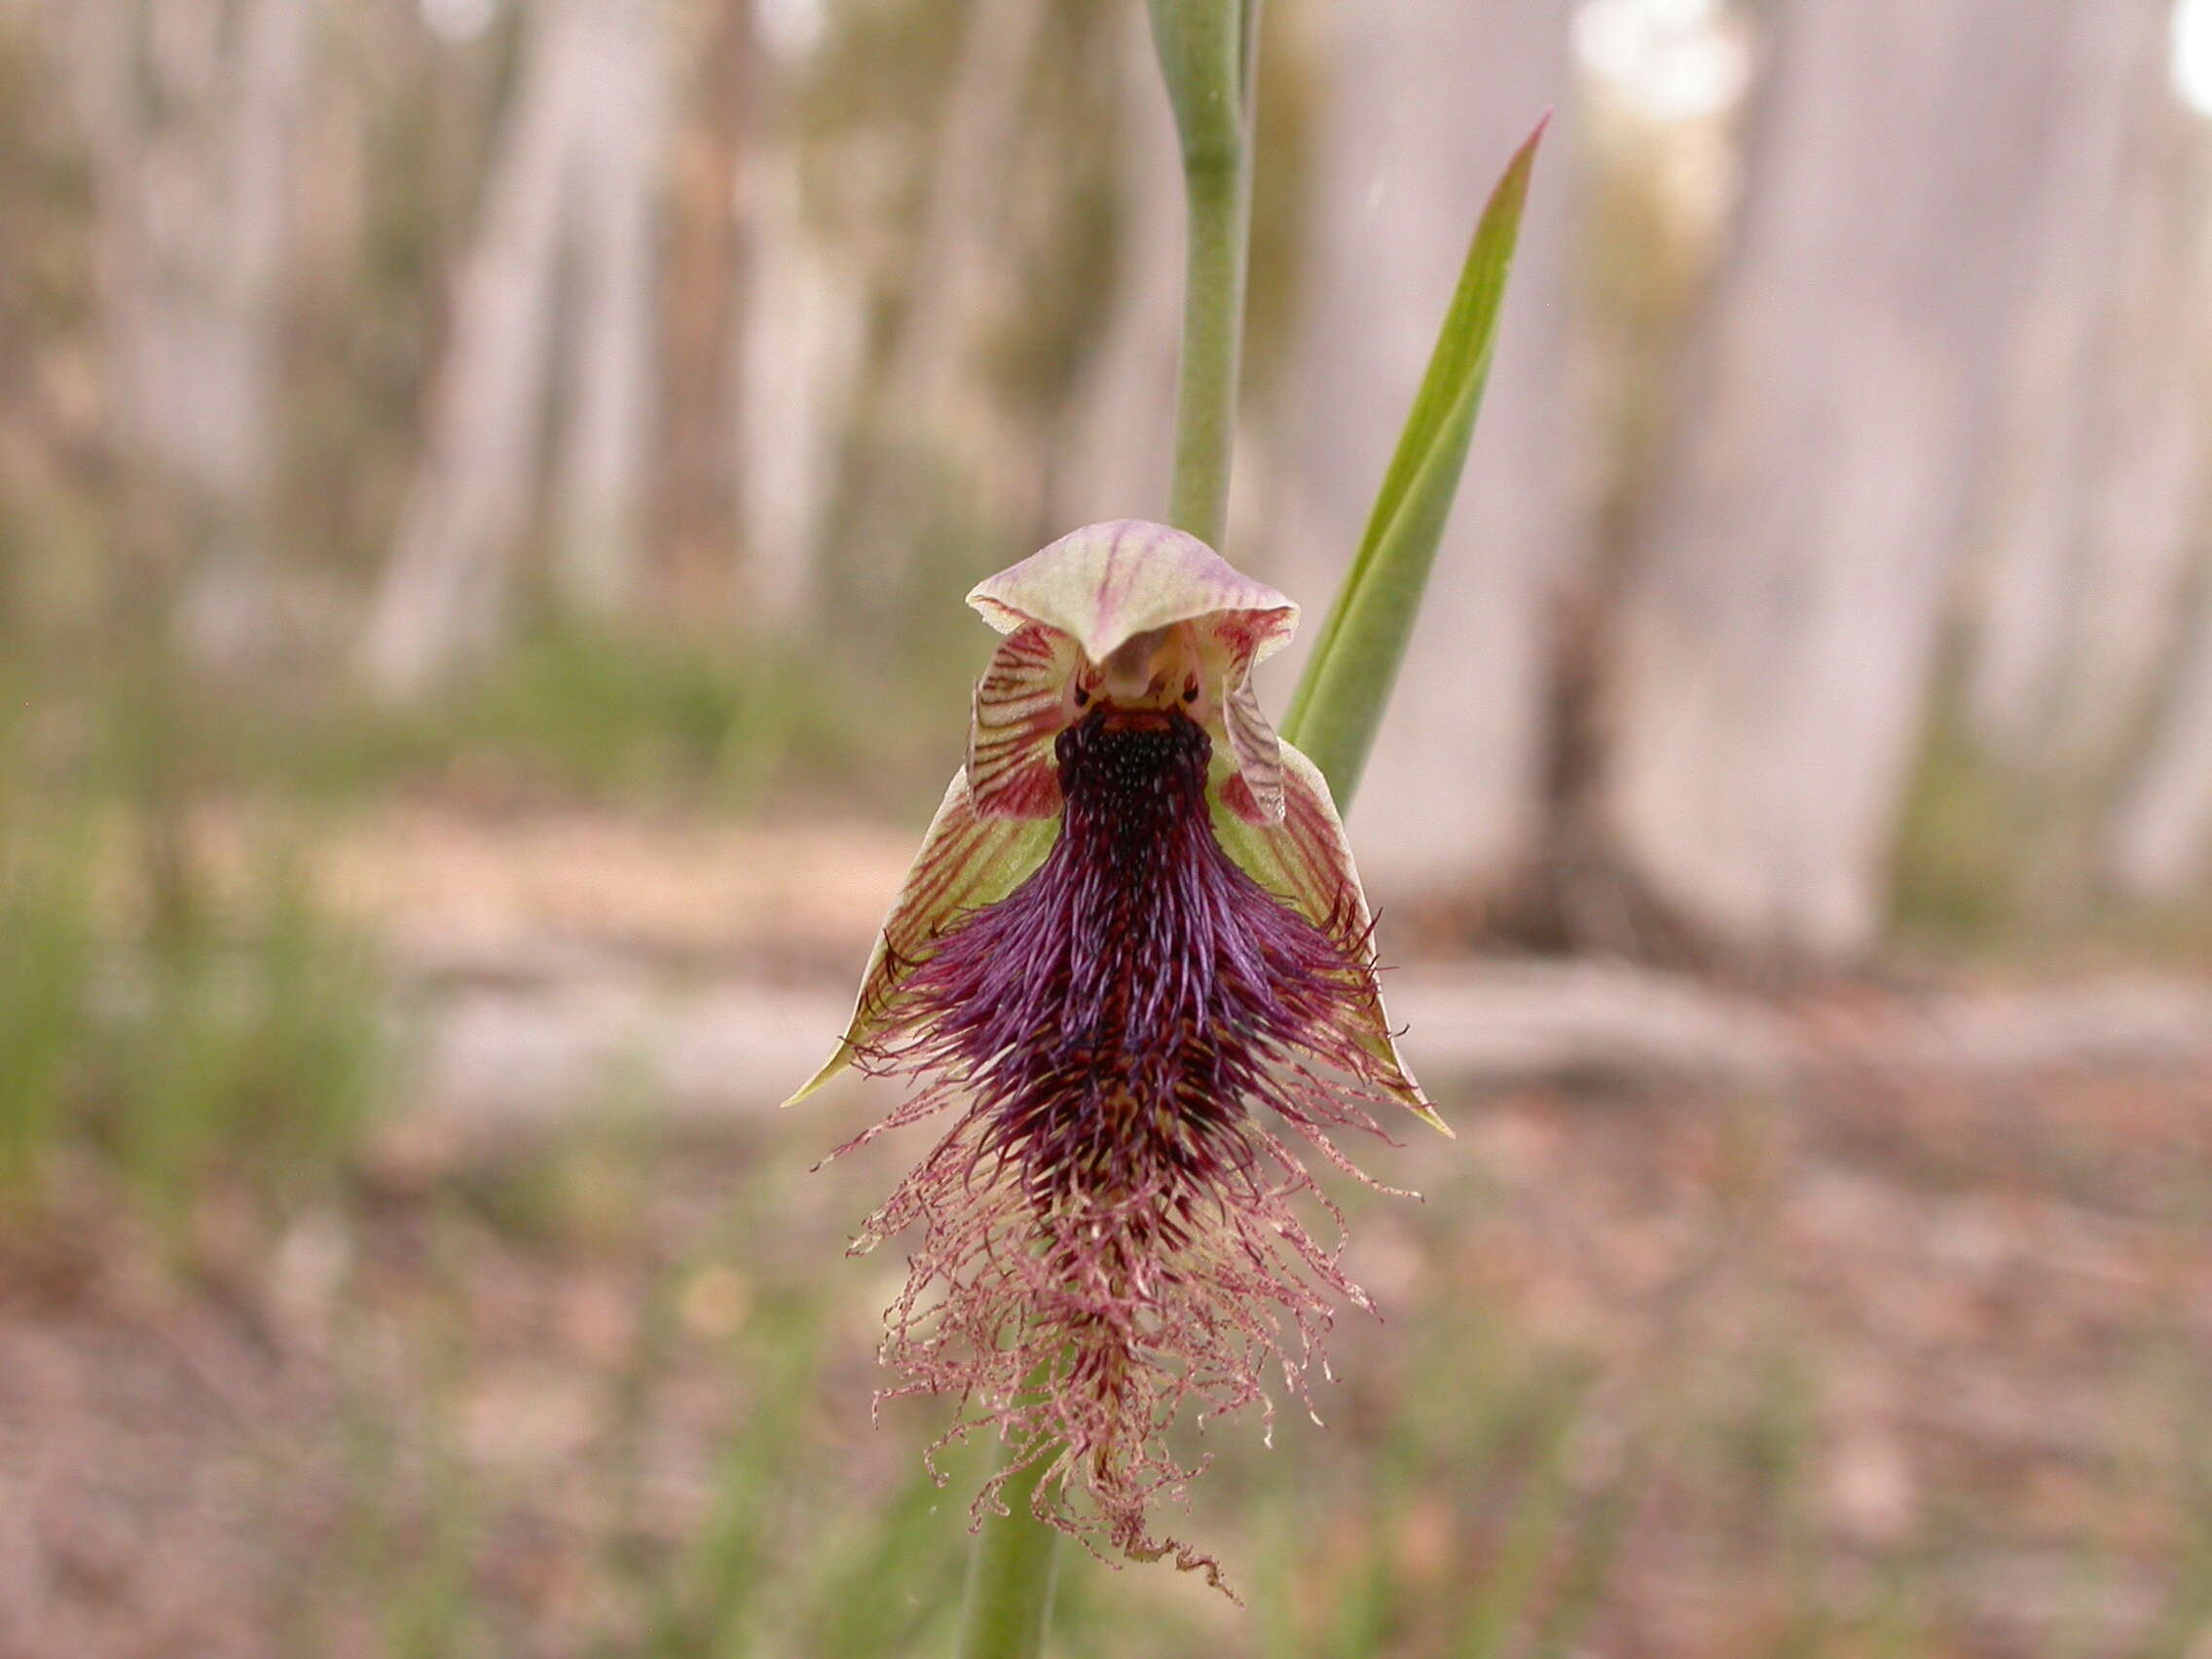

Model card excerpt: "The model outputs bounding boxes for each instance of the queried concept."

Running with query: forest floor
[3,801,2211,1659]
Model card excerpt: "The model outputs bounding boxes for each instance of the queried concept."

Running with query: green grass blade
[1280,116,1547,811]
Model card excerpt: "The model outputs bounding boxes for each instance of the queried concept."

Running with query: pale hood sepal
[967,520,1296,670]
[784,768,1060,1106]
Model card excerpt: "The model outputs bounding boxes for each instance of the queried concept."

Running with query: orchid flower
[790,518,1444,1578]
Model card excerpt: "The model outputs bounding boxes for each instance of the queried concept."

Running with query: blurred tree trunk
[877,0,1046,426]
[61,0,317,661]
[1594,0,2101,963]
[361,0,664,696]
[734,142,864,632]
[1053,0,1183,529]
[1274,0,1582,905]
[1966,1,2208,783]
[656,0,754,621]
[358,0,586,694]
[830,0,1050,606]
[2108,582,2212,899]
[549,0,666,618]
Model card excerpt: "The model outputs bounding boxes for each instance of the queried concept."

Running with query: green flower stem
[954,7,1262,1649]
[953,1449,1062,1659]
[1152,0,1260,548]
[1164,150,1248,547]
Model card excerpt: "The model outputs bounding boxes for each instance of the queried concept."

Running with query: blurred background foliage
[3,0,2212,1653]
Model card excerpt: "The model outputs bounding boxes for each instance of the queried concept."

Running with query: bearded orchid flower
[791,518,1445,1579]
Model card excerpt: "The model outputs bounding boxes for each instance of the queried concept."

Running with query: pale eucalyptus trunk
[358,0,597,694]
[1967,0,2208,783]
[1596,0,2089,962]
[60,0,316,658]
[1273,0,1582,903]
[550,0,667,619]
[657,0,754,619]
[734,141,864,632]
[2108,576,2212,900]
[876,0,1048,424]
[841,0,1051,595]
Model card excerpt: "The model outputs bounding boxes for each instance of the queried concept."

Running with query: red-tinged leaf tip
[1493,112,1548,211]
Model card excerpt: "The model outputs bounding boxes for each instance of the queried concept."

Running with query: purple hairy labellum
[789,520,1444,1583]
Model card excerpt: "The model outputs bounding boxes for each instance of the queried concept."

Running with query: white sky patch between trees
[1572,0,1748,123]
[2173,0,2212,117]
[420,0,498,46]
[1582,0,2212,126]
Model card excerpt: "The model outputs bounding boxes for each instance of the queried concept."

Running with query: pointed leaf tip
[1282,113,1547,812]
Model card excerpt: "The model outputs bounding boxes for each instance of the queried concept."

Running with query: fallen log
[393,957,2212,1136]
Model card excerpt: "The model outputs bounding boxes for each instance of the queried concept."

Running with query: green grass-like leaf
[1281,116,1548,811]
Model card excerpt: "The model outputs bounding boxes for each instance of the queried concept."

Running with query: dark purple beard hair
[843,706,1403,1584]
